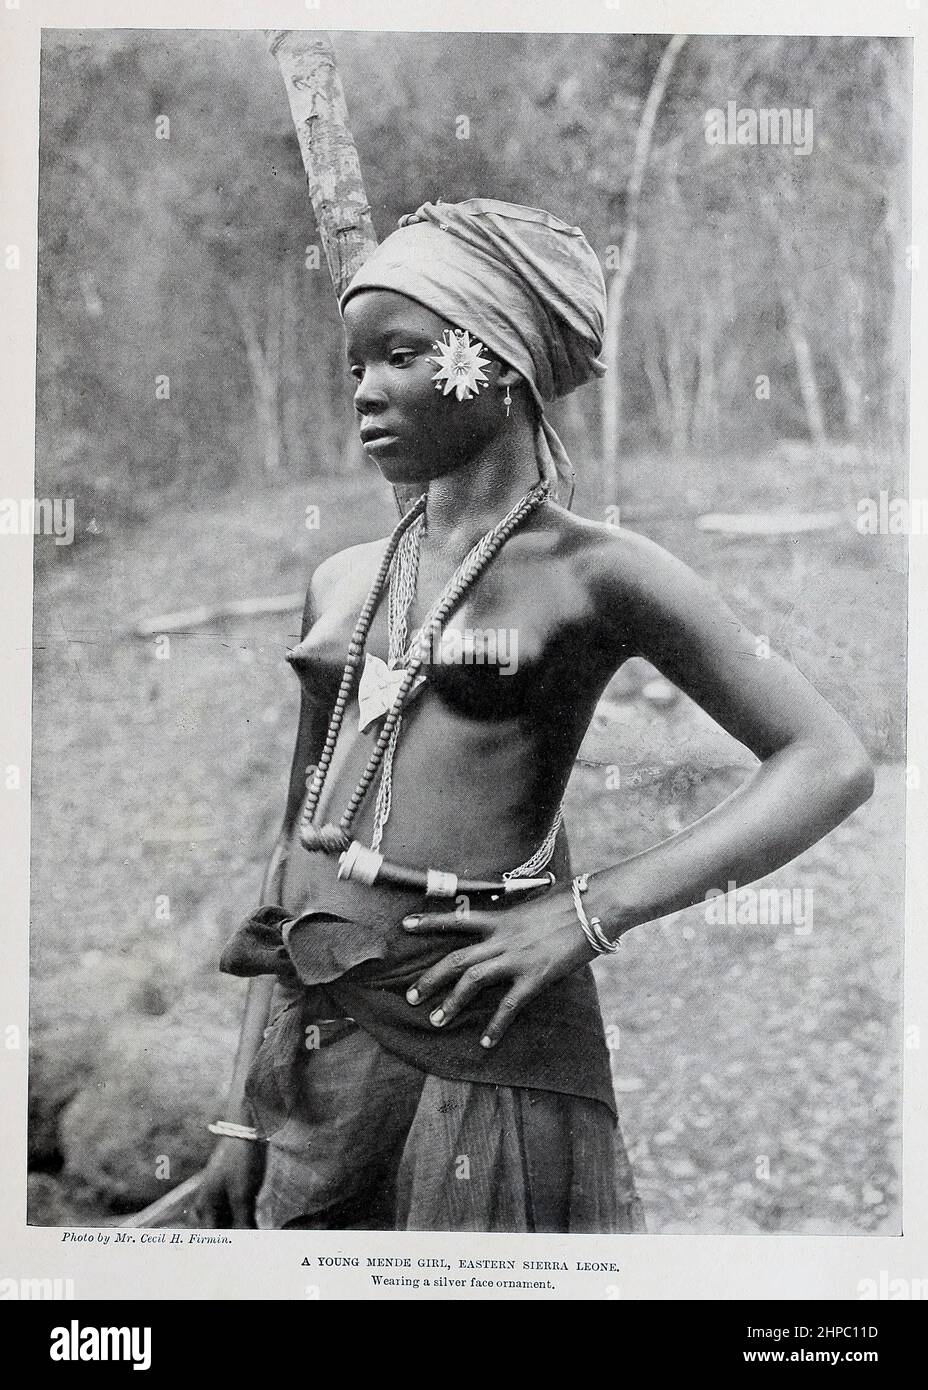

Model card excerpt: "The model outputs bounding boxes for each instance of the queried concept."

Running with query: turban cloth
[338,198,608,508]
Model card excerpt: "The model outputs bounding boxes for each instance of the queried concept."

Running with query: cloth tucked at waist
[248,993,643,1232]
[220,848,433,986]
[220,857,617,1117]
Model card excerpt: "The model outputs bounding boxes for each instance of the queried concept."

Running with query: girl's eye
[348,350,415,381]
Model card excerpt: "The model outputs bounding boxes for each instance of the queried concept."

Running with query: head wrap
[338,197,607,507]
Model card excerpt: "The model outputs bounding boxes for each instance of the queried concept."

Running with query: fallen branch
[119,1174,202,1230]
[696,511,843,535]
[131,593,304,638]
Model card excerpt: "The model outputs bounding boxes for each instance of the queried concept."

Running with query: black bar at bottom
[0,1299,918,1374]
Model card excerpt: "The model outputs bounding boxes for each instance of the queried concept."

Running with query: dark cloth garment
[247,984,645,1233]
[220,853,617,1118]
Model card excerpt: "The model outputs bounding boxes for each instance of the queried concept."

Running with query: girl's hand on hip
[401,891,600,1048]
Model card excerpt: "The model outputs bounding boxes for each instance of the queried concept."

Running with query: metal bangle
[571,874,621,955]
[207,1120,265,1143]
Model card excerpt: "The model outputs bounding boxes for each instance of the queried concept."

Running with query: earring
[504,385,512,419]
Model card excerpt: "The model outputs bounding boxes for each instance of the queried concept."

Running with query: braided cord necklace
[299,480,561,874]
[369,513,423,850]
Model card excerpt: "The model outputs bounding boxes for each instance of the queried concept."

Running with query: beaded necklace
[299,480,562,875]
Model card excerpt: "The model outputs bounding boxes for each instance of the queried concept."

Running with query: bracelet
[570,874,621,954]
[207,1120,265,1142]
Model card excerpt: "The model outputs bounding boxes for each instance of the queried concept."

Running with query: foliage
[36,30,910,520]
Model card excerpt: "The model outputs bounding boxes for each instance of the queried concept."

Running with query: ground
[27,444,905,1232]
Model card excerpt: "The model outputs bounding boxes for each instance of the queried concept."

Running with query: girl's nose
[353,369,389,415]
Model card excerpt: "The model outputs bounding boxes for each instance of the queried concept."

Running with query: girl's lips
[362,433,401,453]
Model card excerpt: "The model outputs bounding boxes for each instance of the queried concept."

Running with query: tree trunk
[643,326,673,445]
[761,196,828,448]
[226,282,282,474]
[265,30,377,297]
[665,334,690,455]
[265,29,418,515]
[780,275,827,447]
[691,294,718,451]
[600,33,687,503]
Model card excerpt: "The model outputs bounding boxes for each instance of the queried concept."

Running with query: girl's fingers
[425,959,509,1028]
[401,910,493,936]
[406,945,497,1007]
[479,985,533,1049]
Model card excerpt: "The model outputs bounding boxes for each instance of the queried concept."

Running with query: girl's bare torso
[280,502,633,910]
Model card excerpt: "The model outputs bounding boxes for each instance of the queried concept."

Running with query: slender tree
[600,34,688,502]
[265,29,421,514]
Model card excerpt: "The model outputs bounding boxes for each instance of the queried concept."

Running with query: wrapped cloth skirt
[246,983,646,1234]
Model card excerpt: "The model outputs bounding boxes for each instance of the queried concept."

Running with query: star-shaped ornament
[428,328,492,402]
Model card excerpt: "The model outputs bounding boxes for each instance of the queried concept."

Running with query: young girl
[195,198,874,1233]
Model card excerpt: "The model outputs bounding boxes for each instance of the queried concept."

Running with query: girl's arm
[195,582,330,1226]
[580,528,875,937]
[402,530,875,1045]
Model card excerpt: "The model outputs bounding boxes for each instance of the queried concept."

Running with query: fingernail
[480,1035,493,1049]
[402,915,422,929]
[430,1008,445,1026]
[406,988,420,1005]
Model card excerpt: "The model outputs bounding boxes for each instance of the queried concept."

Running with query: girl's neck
[422,422,541,557]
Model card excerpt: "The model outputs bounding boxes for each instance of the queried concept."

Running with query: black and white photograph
[4,4,921,1301]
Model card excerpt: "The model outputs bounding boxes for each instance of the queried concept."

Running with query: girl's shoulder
[542,503,741,668]
[307,535,391,608]
[544,501,707,608]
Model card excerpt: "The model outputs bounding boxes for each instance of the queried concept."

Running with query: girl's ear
[496,363,523,389]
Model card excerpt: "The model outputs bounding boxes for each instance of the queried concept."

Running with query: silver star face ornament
[428,328,492,402]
